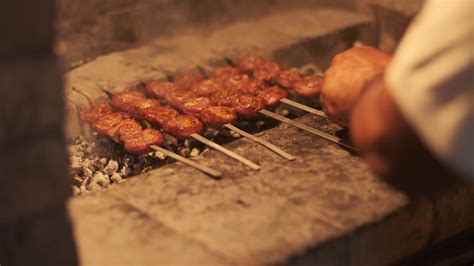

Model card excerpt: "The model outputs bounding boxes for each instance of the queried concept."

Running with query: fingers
[350,77,458,198]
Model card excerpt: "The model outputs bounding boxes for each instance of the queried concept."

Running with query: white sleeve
[385,0,474,180]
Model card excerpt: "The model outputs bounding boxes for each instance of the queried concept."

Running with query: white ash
[67,134,166,195]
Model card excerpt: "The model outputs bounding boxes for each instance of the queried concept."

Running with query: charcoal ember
[152,151,167,160]
[104,159,119,176]
[72,186,81,196]
[99,157,108,165]
[119,166,132,178]
[179,147,191,157]
[121,154,135,167]
[82,167,94,179]
[110,172,123,183]
[74,136,84,145]
[229,130,241,138]
[69,155,82,171]
[203,128,219,139]
[88,171,110,189]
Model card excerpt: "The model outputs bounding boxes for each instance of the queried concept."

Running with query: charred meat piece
[146,81,176,99]
[272,70,303,89]
[110,91,160,119]
[236,55,266,74]
[181,97,211,117]
[212,66,239,80]
[210,89,240,107]
[142,107,179,126]
[224,74,251,92]
[201,106,237,128]
[257,86,288,107]
[191,79,223,97]
[118,119,143,142]
[239,79,268,95]
[80,102,113,123]
[232,95,266,117]
[162,114,203,139]
[174,72,205,90]
[123,128,164,154]
[293,75,323,98]
[165,89,197,108]
[92,112,131,142]
[253,61,283,81]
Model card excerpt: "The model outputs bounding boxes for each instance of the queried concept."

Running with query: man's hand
[320,46,391,127]
[350,76,457,197]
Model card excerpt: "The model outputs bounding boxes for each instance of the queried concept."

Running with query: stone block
[69,193,233,265]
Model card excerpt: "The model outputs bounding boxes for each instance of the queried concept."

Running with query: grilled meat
[161,114,203,138]
[293,75,323,98]
[80,102,113,124]
[200,106,237,128]
[256,86,288,107]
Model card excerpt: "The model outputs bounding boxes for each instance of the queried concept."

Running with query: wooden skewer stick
[279,98,327,118]
[223,124,296,161]
[190,133,261,170]
[150,145,222,178]
[258,109,358,152]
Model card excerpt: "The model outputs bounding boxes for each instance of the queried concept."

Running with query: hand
[350,76,458,198]
[320,46,391,127]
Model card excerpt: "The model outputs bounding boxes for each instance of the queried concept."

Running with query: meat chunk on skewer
[142,106,179,126]
[146,81,176,99]
[293,75,323,98]
[210,89,241,107]
[123,128,164,154]
[165,89,197,108]
[81,103,164,154]
[238,79,268,95]
[201,106,237,128]
[92,112,131,142]
[253,61,283,81]
[272,70,303,89]
[256,86,288,107]
[191,79,223,97]
[237,55,266,74]
[223,74,251,92]
[110,91,160,119]
[162,115,203,139]
[80,103,113,124]
[232,95,266,117]
[212,66,239,80]
[118,119,143,142]
[181,97,211,117]
[174,72,205,90]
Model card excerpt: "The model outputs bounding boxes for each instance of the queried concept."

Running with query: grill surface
[64,7,474,266]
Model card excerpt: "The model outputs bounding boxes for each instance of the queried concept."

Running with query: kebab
[146,74,296,160]
[206,66,356,151]
[109,89,261,170]
[80,102,222,177]
[231,55,327,118]
[148,71,356,151]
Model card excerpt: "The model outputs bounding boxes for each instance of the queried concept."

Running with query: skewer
[279,98,327,118]
[258,109,358,152]
[223,124,295,161]
[150,145,222,178]
[190,133,261,170]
